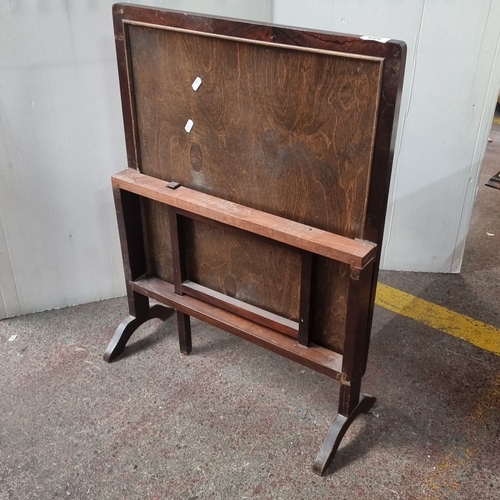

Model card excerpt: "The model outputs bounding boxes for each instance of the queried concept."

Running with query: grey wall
[2,0,500,318]
[0,0,273,319]
[273,0,500,273]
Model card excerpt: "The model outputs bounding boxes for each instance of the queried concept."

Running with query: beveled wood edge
[122,20,384,63]
[113,9,140,171]
[131,275,343,379]
[182,280,299,339]
[112,169,377,268]
[113,3,406,59]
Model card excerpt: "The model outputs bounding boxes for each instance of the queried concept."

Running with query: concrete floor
[1,121,500,499]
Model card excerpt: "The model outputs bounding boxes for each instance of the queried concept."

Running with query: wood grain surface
[117,11,399,354]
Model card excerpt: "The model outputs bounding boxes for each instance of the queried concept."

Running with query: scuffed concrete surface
[1,293,499,499]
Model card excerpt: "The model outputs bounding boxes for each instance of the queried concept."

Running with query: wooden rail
[112,169,377,269]
[132,275,343,379]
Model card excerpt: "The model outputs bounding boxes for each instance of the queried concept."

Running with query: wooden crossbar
[182,280,299,338]
[112,169,377,268]
[131,275,343,379]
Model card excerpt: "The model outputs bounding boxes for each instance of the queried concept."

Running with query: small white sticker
[8,335,18,342]
[192,77,202,91]
[185,119,194,133]
[361,35,390,43]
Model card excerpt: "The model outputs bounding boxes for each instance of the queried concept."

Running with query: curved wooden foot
[103,305,173,363]
[312,394,376,476]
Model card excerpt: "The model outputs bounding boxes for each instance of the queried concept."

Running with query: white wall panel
[0,0,272,319]
[273,0,500,272]
[2,0,500,318]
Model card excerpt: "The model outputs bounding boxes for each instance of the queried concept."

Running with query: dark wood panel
[125,24,383,352]
[129,25,382,238]
[183,218,302,321]
[113,188,149,318]
[141,199,173,283]
[114,5,404,355]
[311,259,350,353]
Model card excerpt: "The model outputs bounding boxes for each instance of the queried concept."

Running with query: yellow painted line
[493,115,500,125]
[375,283,500,356]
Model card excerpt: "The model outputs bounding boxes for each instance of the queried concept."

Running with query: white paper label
[361,35,390,43]
[185,119,194,133]
[192,77,202,91]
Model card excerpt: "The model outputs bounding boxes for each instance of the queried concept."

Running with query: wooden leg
[167,208,192,355]
[177,311,192,355]
[339,377,362,417]
[103,303,173,362]
[312,393,376,476]
[312,261,377,475]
